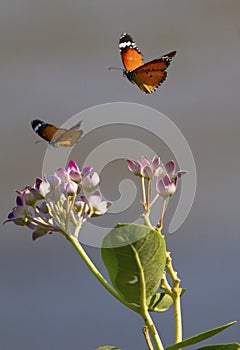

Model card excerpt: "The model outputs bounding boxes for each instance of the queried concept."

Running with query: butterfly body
[119,33,176,93]
[31,119,83,147]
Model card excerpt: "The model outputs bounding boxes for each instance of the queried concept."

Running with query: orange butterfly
[119,33,176,94]
[31,119,83,147]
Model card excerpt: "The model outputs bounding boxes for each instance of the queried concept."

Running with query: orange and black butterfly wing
[119,33,143,73]
[52,121,83,147]
[31,119,60,142]
[31,120,83,147]
[131,51,177,93]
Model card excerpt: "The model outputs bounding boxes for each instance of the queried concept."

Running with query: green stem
[72,218,83,239]
[141,176,146,209]
[65,196,71,232]
[142,326,154,350]
[132,244,164,350]
[64,234,140,314]
[141,210,152,227]
[146,179,151,210]
[165,252,183,345]
[157,198,167,230]
[144,311,164,350]
[173,291,182,344]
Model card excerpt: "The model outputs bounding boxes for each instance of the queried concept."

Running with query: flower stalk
[157,197,167,230]
[132,237,165,350]
[142,326,154,350]
[161,252,183,346]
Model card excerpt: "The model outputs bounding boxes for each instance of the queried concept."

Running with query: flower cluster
[127,156,187,229]
[127,156,187,199]
[5,161,111,240]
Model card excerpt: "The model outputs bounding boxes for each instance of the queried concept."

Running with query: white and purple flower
[127,155,163,179]
[5,160,111,240]
[156,160,188,198]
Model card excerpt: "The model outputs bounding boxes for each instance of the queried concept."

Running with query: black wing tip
[119,33,137,48]
[169,50,177,57]
[163,51,177,59]
[74,120,83,128]
[119,33,135,45]
[31,119,44,129]
[119,33,141,55]
[119,33,133,40]
[158,50,177,66]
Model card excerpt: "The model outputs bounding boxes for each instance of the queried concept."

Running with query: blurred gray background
[1,0,240,349]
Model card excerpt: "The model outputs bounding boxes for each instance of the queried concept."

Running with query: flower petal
[32,229,51,241]
[127,159,141,176]
[163,174,171,186]
[16,195,24,206]
[39,180,51,197]
[143,165,153,179]
[165,160,176,176]
[60,181,78,196]
[35,178,42,189]
[176,170,188,178]
[82,172,100,192]
[69,170,81,183]
[168,182,177,196]
[47,175,61,189]
[55,168,70,183]
[81,166,94,177]
[139,156,150,167]
[156,177,167,196]
[152,156,161,170]
[67,160,79,173]
[87,190,111,215]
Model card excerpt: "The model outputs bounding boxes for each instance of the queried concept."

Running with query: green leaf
[166,321,237,350]
[101,223,166,306]
[196,343,240,350]
[148,289,186,312]
[97,346,121,350]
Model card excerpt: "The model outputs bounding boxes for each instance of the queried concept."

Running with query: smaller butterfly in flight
[31,119,83,147]
[114,33,176,94]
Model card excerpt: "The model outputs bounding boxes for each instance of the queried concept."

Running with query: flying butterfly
[117,33,176,94]
[31,119,83,147]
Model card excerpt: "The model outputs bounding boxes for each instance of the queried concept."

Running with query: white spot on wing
[34,123,44,132]
[119,41,132,48]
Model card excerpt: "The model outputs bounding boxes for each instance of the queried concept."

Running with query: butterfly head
[122,69,136,83]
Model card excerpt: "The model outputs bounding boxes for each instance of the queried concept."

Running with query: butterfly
[31,119,83,147]
[118,33,176,93]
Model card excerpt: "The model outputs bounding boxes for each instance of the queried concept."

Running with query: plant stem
[132,243,164,350]
[141,210,152,227]
[173,291,182,344]
[157,198,167,230]
[64,234,140,314]
[142,326,154,350]
[141,176,146,209]
[144,310,165,350]
[165,252,183,345]
[146,179,151,210]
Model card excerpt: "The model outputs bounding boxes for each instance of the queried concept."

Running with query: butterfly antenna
[108,67,123,71]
